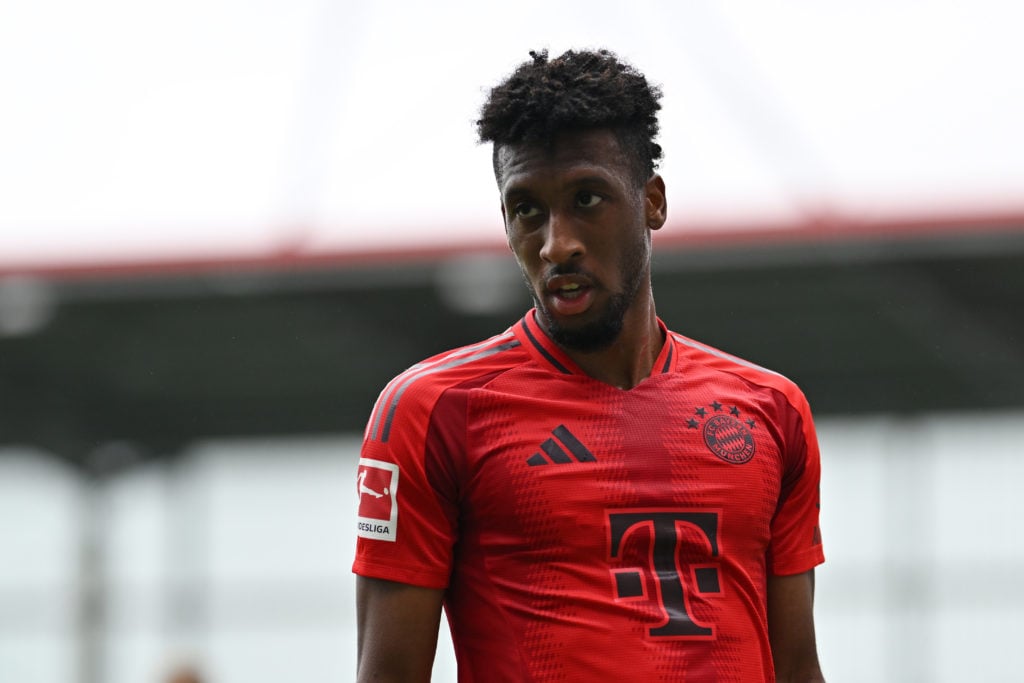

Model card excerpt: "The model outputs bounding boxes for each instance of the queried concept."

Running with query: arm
[767,569,825,683]
[356,576,446,683]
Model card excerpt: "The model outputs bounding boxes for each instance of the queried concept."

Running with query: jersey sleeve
[767,384,825,576]
[351,376,463,590]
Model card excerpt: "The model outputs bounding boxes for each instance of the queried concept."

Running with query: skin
[357,577,444,682]
[356,128,825,682]
[496,129,667,388]
[769,570,826,682]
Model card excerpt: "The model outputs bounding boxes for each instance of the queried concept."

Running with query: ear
[644,174,667,231]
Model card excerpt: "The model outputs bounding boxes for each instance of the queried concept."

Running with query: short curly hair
[478,48,663,186]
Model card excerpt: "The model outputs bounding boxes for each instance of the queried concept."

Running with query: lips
[544,274,596,316]
[545,273,592,293]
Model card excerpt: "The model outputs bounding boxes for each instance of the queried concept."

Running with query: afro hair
[478,49,663,186]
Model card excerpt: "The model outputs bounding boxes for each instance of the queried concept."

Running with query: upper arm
[767,569,825,683]
[356,576,445,683]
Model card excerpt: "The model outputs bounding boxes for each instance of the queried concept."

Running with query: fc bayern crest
[687,400,757,464]
[703,415,756,464]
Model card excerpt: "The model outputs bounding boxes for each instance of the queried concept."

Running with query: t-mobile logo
[608,510,722,638]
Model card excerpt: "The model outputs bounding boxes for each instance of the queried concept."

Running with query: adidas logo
[526,425,597,466]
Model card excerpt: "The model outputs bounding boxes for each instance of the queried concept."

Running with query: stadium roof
[2,213,1022,474]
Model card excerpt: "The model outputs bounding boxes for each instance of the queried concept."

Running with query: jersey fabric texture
[353,310,825,682]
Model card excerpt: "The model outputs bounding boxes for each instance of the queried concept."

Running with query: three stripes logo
[526,425,597,466]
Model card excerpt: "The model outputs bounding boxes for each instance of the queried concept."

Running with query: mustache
[545,263,591,279]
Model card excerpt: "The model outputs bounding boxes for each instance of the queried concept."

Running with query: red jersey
[353,310,824,682]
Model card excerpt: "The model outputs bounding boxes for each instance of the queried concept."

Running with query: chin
[540,305,624,352]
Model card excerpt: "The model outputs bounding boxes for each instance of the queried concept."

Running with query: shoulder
[668,330,812,417]
[364,329,526,445]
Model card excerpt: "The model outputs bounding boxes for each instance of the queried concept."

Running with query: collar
[513,309,676,377]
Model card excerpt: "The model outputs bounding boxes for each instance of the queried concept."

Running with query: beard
[530,236,650,353]
[538,287,632,352]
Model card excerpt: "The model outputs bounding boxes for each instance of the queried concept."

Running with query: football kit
[354,310,824,682]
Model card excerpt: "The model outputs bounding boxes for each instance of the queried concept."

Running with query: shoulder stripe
[377,338,521,443]
[519,320,572,374]
[368,332,516,441]
[671,333,782,378]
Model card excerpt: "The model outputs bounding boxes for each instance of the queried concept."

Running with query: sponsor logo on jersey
[687,400,757,464]
[526,424,597,466]
[608,508,722,638]
[356,458,399,541]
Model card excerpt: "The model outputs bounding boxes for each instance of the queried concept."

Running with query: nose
[538,211,584,265]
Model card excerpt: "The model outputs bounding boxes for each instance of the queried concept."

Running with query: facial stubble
[526,232,650,353]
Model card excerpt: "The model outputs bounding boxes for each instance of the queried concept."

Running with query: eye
[576,191,603,208]
[513,202,542,218]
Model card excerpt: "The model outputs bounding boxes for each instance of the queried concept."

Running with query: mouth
[544,274,596,316]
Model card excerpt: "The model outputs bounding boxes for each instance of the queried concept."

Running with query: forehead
[495,129,632,194]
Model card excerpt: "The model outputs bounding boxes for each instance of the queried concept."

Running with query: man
[354,48,826,682]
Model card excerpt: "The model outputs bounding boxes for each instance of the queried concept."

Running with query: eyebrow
[502,173,617,200]
[501,185,533,204]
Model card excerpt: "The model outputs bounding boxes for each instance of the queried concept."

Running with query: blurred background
[2,1,1023,681]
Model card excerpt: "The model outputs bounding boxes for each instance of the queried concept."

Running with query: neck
[559,293,664,390]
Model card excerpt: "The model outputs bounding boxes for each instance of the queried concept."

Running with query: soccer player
[353,48,826,682]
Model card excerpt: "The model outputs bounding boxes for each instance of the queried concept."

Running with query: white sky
[1,0,1022,267]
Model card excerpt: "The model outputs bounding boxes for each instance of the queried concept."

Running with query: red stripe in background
[2,206,1023,280]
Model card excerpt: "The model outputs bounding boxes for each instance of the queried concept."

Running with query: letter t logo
[608,510,721,638]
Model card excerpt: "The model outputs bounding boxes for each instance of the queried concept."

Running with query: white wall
[815,412,1024,682]
[2,411,1022,682]
[0,452,80,683]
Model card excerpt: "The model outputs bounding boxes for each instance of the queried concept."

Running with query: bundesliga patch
[356,458,399,542]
